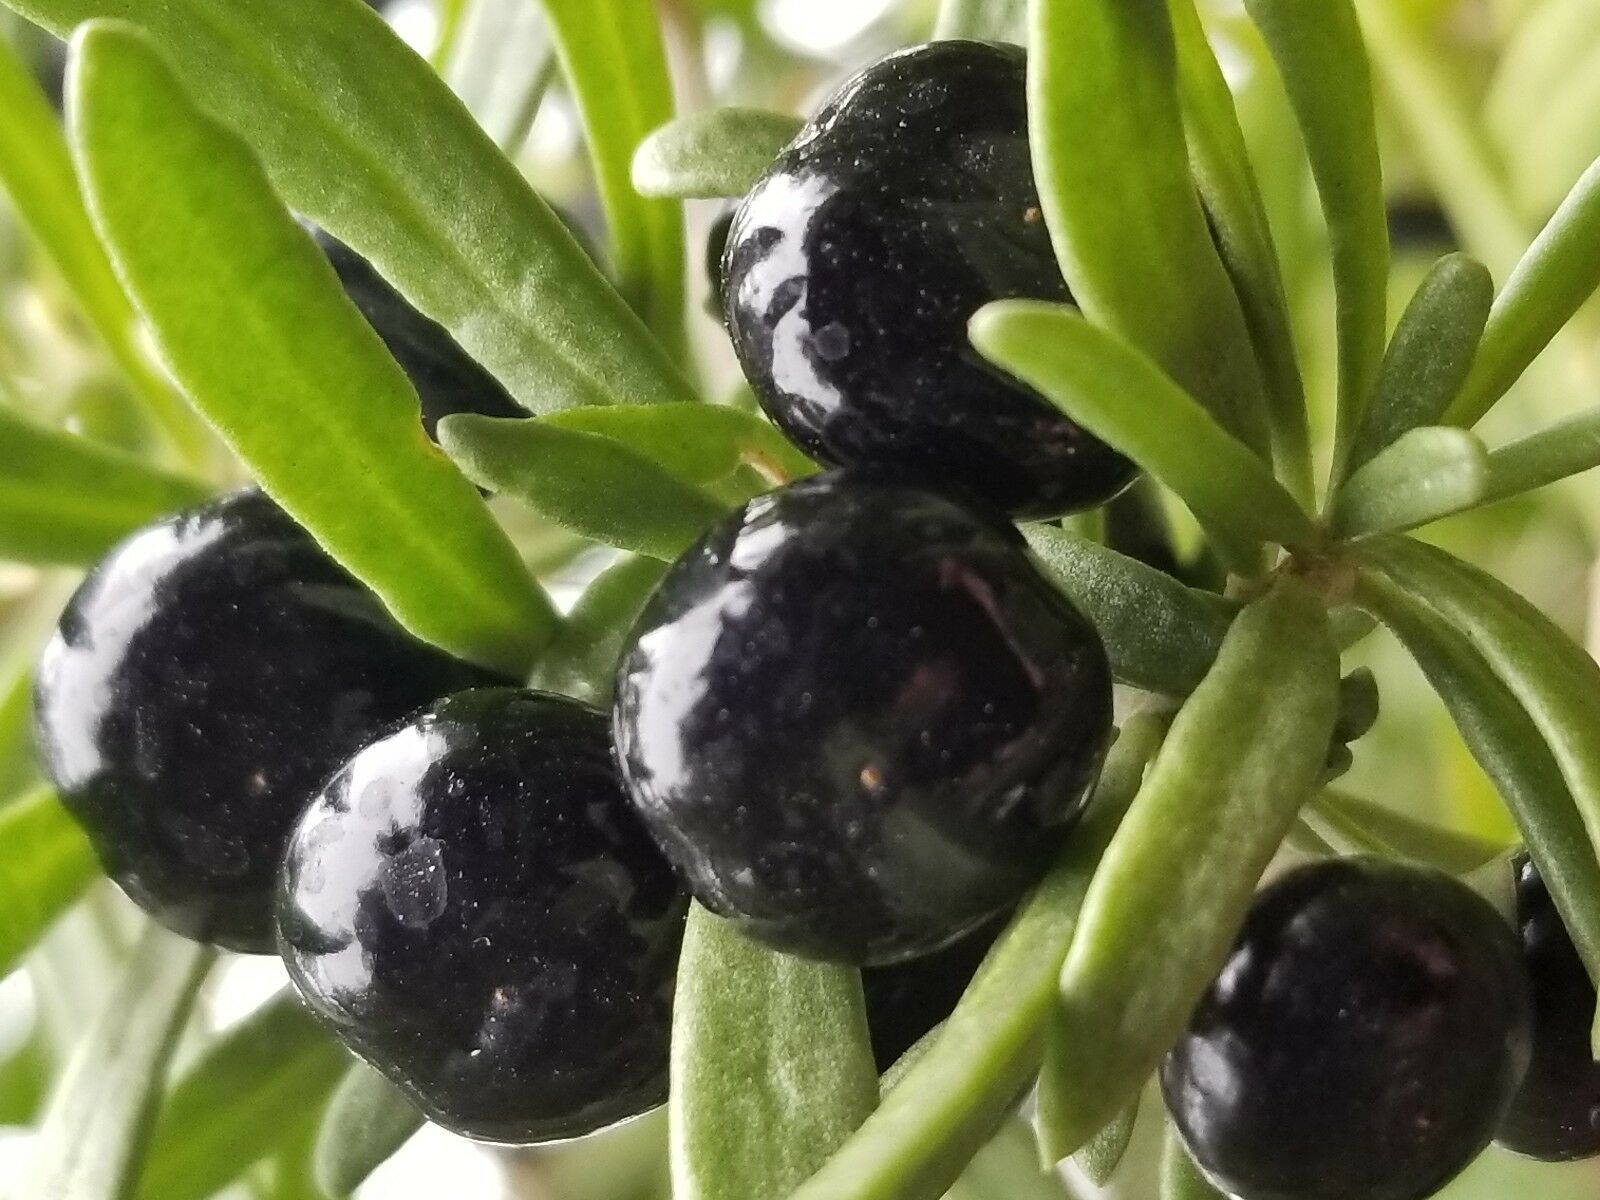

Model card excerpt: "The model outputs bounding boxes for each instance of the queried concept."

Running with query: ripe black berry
[1162,858,1532,1200]
[278,688,687,1144]
[721,41,1136,519]
[1496,853,1600,1161]
[612,471,1113,965]
[33,491,501,952]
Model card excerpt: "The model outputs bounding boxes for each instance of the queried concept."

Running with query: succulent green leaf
[945,1120,1072,1200]
[539,0,685,355]
[973,302,1314,557]
[2,0,694,414]
[439,414,728,561]
[1161,1124,1224,1199]
[544,403,817,489]
[1305,789,1506,875]
[0,400,209,566]
[1027,0,1271,458]
[1069,1096,1140,1186]
[1244,0,1388,476]
[1043,580,1338,1157]
[312,1064,424,1199]
[1480,406,1600,508]
[1449,156,1600,427]
[531,554,669,707]
[71,22,554,675]
[633,108,802,200]
[1345,254,1494,475]
[788,716,1166,1200]
[25,924,213,1200]
[671,905,879,1200]
[1330,427,1489,538]
[1167,0,1310,501]
[137,994,350,1200]
[1022,525,1234,696]
[442,0,555,153]
[0,786,99,980]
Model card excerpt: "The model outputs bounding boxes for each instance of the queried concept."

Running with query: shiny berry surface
[721,41,1135,519]
[1497,853,1600,1161]
[613,471,1113,965]
[33,491,499,952]
[1163,858,1532,1200]
[278,688,688,1144]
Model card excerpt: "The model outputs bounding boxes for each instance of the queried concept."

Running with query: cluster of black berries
[28,37,1600,1198]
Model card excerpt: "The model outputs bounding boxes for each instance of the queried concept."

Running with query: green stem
[431,0,469,71]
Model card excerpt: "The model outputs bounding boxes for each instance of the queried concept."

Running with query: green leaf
[439,414,728,560]
[0,786,99,979]
[531,554,669,707]
[1479,406,1600,508]
[1042,580,1338,1157]
[1243,0,1387,477]
[633,108,801,199]
[1329,427,1488,538]
[25,924,213,1200]
[70,22,554,676]
[1022,525,1234,696]
[136,993,350,1200]
[313,1065,424,1199]
[0,31,203,463]
[1305,789,1506,875]
[0,400,209,566]
[788,715,1167,1200]
[1069,1097,1140,1186]
[1167,0,1310,501]
[1345,253,1494,474]
[945,1120,1071,1200]
[1485,0,1600,169]
[1027,0,1271,457]
[1161,1124,1224,1200]
[1354,562,1600,990]
[935,0,1027,41]
[540,0,684,354]
[973,302,1314,556]
[671,905,878,1200]
[442,0,555,153]
[4,0,694,415]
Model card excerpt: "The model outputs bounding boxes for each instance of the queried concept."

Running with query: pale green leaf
[1070,1097,1139,1186]
[632,108,802,200]
[313,1065,424,1199]
[0,786,99,980]
[1330,426,1488,538]
[1161,1124,1224,1199]
[531,554,669,707]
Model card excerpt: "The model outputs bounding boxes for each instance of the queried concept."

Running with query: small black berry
[1162,858,1532,1200]
[721,41,1136,519]
[33,491,501,952]
[612,471,1113,965]
[1496,853,1600,1161]
[278,688,688,1144]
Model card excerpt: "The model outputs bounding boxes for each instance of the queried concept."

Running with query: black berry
[612,471,1113,965]
[862,915,1003,1070]
[278,688,687,1144]
[1496,853,1600,1161]
[721,41,1136,519]
[1162,858,1532,1200]
[33,491,500,952]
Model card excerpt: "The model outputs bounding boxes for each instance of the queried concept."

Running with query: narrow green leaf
[1042,580,1338,1157]
[945,1120,1071,1200]
[1022,525,1234,696]
[671,905,879,1200]
[1028,0,1271,457]
[1449,156,1600,427]
[1305,789,1506,875]
[973,302,1314,554]
[26,924,213,1200]
[1354,562,1600,989]
[1329,427,1488,538]
[1480,406,1600,507]
[531,554,669,706]
[1167,0,1310,501]
[313,1065,424,1199]
[0,577,75,802]
[633,109,802,200]
[935,0,1027,40]
[1069,1097,1139,1186]
[788,716,1166,1200]
[0,31,202,463]
[1244,0,1388,475]
[0,785,98,979]
[541,0,684,354]
[71,22,554,676]
[4,0,694,413]
[0,401,209,566]
[443,0,555,153]
[1345,254,1494,474]
[1161,1124,1224,1200]
[137,994,350,1200]
[439,414,728,560]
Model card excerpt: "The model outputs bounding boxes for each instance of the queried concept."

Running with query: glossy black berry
[1163,858,1532,1200]
[721,41,1136,520]
[613,471,1113,965]
[278,688,688,1144]
[33,491,501,952]
[310,228,525,439]
[1497,853,1600,1161]
[862,914,1003,1070]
